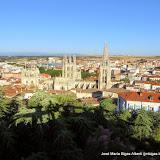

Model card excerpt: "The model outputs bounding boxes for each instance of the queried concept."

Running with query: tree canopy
[100,98,116,112]
[0,92,160,160]
[132,109,152,140]
[39,67,62,77]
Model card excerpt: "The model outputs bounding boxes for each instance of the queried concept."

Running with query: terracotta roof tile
[40,73,51,79]
[119,91,160,103]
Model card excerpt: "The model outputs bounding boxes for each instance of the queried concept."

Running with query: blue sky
[0,0,160,56]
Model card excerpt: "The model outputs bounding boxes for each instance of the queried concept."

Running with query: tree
[39,67,62,77]
[13,107,34,125]
[22,152,50,160]
[0,98,10,120]
[152,128,160,142]
[148,111,160,129]
[116,110,132,137]
[81,71,97,79]
[28,91,58,108]
[118,110,131,122]
[56,93,76,105]
[131,109,152,141]
[0,98,19,123]
[100,98,116,112]
[121,77,130,84]
[0,120,16,159]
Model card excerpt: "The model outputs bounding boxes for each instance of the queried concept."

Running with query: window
[149,107,154,111]
[148,95,153,101]
[134,104,140,110]
[128,104,134,110]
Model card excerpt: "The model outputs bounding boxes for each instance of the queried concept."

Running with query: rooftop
[119,91,160,103]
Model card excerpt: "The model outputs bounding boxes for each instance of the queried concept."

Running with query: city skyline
[0,0,160,56]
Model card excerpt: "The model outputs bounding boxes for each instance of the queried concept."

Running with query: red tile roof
[3,85,34,98]
[40,73,51,79]
[119,91,160,103]
[83,76,98,81]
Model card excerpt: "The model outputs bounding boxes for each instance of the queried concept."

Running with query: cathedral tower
[98,43,111,90]
[62,55,81,80]
[21,64,40,88]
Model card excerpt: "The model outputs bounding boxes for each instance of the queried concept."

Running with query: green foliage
[1,93,160,160]
[119,110,131,122]
[13,107,34,124]
[148,111,160,129]
[81,71,97,79]
[15,92,77,125]
[121,77,130,83]
[100,98,116,112]
[132,109,152,140]
[56,93,76,105]
[0,87,5,99]
[0,98,10,119]
[22,152,50,160]
[28,91,58,108]
[39,67,62,77]
[0,98,19,122]
[153,128,160,142]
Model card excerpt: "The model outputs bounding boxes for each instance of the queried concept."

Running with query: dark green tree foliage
[1,92,160,160]
[81,71,98,79]
[100,98,116,112]
[22,152,50,160]
[39,67,62,77]
[131,109,152,141]
[121,77,130,84]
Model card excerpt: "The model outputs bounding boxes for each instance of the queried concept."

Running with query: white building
[117,91,160,112]
[144,82,160,91]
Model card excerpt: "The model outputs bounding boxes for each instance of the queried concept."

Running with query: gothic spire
[103,42,109,61]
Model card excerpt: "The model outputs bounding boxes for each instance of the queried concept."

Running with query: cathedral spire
[98,42,111,90]
[103,42,109,61]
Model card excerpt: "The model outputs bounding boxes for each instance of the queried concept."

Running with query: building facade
[53,55,82,90]
[98,43,111,90]
[117,92,160,112]
[21,67,40,87]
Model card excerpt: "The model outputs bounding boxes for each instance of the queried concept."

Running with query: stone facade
[53,55,82,90]
[62,55,81,80]
[21,67,40,87]
[21,43,112,97]
[98,43,111,89]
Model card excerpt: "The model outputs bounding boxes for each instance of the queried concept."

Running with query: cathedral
[21,66,40,88]
[21,43,112,93]
[53,55,82,90]
[53,43,111,91]
[98,43,111,89]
